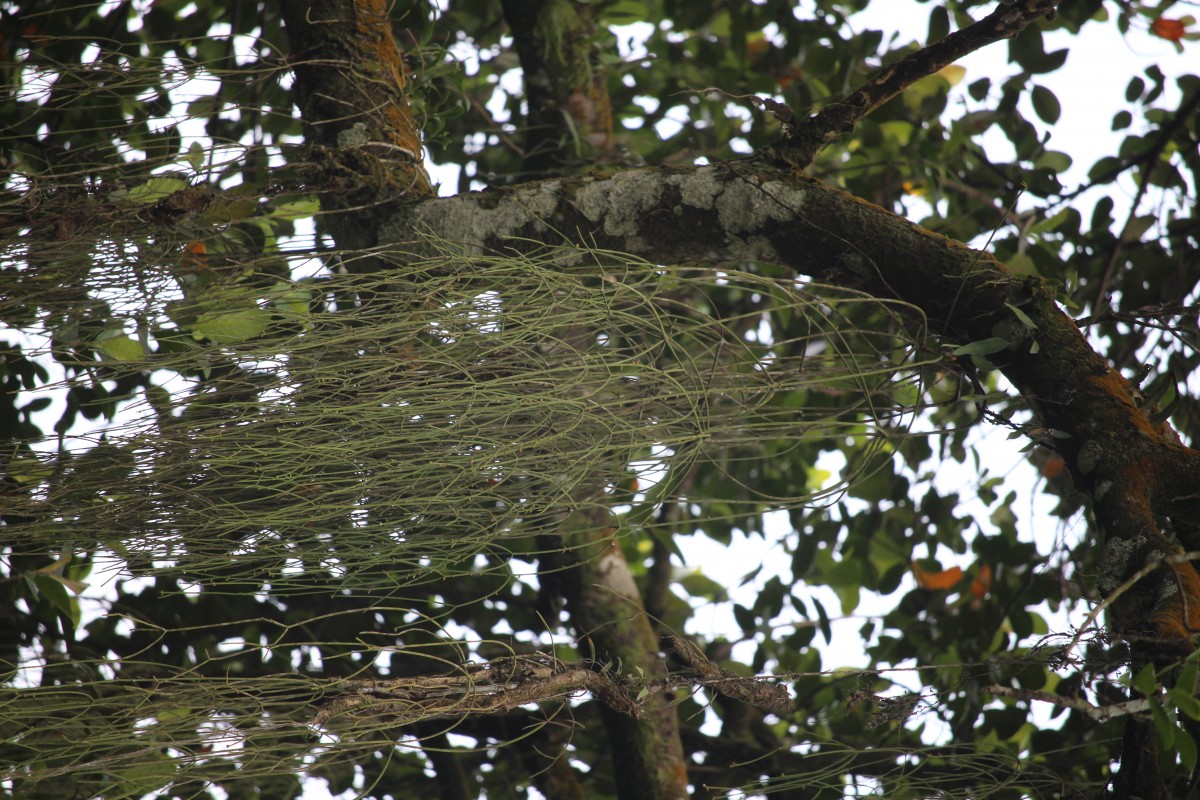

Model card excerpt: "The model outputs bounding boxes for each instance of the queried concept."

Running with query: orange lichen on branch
[1103,458,1200,646]
[282,0,431,198]
[1149,571,1200,642]
[1085,371,1164,438]
[351,0,428,180]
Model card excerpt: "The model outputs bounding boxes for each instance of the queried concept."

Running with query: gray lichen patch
[1077,439,1104,475]
[1099,534,1146,594]
[574,170,664,237]
[721,234,786,263]
[713,178,805,233]
[378,166,809,260]
[674,169,721,211]
[337,121,371,148]
[1157,579,1180,602]
[672,169,807,232]
[380,180,564,254]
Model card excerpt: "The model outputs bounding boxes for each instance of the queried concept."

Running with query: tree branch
[547,513,690,800]
[385,161,1200,653]
[986,684,1151,723]
[776,0,1064,167]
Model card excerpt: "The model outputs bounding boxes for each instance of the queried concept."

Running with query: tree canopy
[1,1,1199,798]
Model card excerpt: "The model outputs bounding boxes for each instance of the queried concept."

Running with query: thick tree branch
[383,162,1200,653]
[282,7,685,799]
[312,655,639,729]
[986,683,1150,722]
[777,0,1064,167]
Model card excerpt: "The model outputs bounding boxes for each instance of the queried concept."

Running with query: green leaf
[1168,688,1200,721]
[602,0,649,24]
[6,454,54,485]
[156,707,193,724]
[95,334,146,362]
[192,307,270,344]
[811,596,833,646]
[111,751,177,796]
[1033,151,1072,173]
[879,120,914,147]
[1132,662,1159,698]
[678,571,728,602]
[1029,207,1071,235]
[1030,85,1061,124]
[1125,76,1145,102]
[1004,252,1038,277]
[125,176,189,205]
[32,574,79,627]
[272,286,314,316]
[952,338,1011,357]
[46,573,89,595]
[1150,701,1175,750]
[266,195,320,221]
[1180,728,1199,772]
[1177,657,1199,696]
[186,141,206,172]
[1004,303,1037,331]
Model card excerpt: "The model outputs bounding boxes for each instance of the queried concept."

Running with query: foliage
[1,0,1198,798]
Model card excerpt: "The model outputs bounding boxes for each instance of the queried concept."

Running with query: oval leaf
[192,307,270,344]
[1031,85,1061,124]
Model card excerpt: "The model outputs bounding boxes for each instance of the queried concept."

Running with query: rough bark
[382,162,1200,655]
[281,0,433,259]
[280,4,690,799]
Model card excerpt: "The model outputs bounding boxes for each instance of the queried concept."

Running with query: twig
[776,0,1063,166]
[987,684,1150,722]
[668,635,794,717]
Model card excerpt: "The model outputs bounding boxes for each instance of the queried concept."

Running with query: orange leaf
[970,564,992,599]
[180,240,208,272]
[1151,17,1187,42]
[1039,454,1066,479]
[912,562,963,590]
[775,67,805,88]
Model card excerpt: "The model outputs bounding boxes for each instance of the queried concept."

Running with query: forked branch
[775,0,1064,167]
